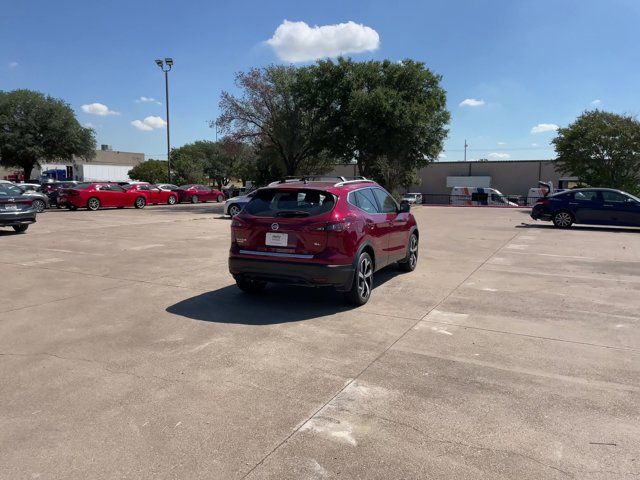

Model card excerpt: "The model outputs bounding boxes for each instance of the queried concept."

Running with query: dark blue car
[531,188,640,228]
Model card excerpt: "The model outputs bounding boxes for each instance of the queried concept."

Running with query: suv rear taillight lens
[312,222,349,232]
[536,198,550,206]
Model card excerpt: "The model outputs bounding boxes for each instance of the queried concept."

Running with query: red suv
[228,179,419,305]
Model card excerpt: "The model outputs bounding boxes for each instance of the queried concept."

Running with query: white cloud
[487,152,511,160]
[459,98,485,108]
[131,116,166,131]
[83,122,95,128]
[497,141,507,146]
[8,61,18,69]
[136,96,162,105]
[591,99,602,106]
[266,20,380,62]
[438,153,447,159]
[531,123,558,134]
[81,103,119,116]
[531,143,538,147]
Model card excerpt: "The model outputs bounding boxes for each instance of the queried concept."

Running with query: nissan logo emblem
[271,223,279,231]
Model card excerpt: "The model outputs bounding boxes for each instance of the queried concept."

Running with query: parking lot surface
[1,204,639,479]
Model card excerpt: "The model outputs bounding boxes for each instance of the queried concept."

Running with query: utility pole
[464,139,468,162]
[155,58,173,183]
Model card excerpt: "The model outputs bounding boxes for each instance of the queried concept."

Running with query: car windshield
[626,192,640,202]
[244,188,336,218]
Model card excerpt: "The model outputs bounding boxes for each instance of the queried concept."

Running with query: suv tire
[346,251,373,306]
[399,233,418,272]
[236,277,267,293]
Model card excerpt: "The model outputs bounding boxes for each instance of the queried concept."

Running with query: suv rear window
[244,189,336,218]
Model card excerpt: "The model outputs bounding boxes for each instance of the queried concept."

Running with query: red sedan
[125,183,178,205]
[61,182,148,211]
[176,184,225,204]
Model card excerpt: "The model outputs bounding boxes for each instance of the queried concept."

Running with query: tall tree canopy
[216,59,449,191]
[553,110,640,194]
[216,65,334,177]
[305,58,450,192]
[0,89,95,180]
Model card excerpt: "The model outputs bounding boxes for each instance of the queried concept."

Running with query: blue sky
[2,0,639,161]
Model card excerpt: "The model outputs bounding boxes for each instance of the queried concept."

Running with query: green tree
[553,110,640,194]
[128,160,168,183]
[0,89,95,180]
[216,65,334,176]
[169,139,255,188]
[305,58,450,193]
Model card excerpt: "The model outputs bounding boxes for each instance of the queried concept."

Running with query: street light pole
[155,58,173,183]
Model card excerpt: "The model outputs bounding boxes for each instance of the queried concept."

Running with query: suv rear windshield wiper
[275,210,311,217]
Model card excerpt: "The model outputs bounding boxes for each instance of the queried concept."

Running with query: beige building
[1,145,144,181]
[330,160,577,198]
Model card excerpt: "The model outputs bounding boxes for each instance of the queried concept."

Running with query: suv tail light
[536,198,550,206]
[312,221,350,232]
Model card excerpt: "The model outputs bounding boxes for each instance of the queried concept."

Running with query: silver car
[224,190,256,217]
[401,192,423,205]
[0,181,49,213]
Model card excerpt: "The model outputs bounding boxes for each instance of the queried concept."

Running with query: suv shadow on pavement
[166,267,401,325]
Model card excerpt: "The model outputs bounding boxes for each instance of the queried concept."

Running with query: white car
[402,192,423,204]
[224,190,256,217]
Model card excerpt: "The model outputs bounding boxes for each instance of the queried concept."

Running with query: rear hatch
[233,188,337,256]
[0,196,33,212]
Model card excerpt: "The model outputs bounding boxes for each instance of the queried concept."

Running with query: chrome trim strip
[239,250,314,259]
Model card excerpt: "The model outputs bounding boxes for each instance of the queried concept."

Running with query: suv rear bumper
[229,256,355,291]
[0,210,37,226]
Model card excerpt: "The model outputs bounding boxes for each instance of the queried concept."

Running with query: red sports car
[125,183,178,205]
[61,182,148,211]
[176,184,225,204]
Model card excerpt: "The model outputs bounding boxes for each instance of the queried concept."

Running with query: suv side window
[352,189,379,214]
[372,188,398,214]
[602,191,628,203]
[574,190,599,202]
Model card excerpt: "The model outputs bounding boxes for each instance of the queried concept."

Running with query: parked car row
[34,181,226,211]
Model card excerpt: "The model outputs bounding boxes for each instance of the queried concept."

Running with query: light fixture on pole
[155,58,173,183]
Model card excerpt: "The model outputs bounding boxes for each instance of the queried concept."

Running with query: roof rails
[334,178,374,187]
[267,175,373,187]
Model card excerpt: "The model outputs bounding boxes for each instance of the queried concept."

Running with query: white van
[526,181,561,205]
[450,186,518,206]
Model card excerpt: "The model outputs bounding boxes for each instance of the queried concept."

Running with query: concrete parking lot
[0,204,638,479]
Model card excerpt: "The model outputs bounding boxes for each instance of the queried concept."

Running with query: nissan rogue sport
[228,178,419,305]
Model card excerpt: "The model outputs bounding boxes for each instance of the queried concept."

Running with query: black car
[0,182,36,233]
[43,181,79,208]
[531,188,640,228]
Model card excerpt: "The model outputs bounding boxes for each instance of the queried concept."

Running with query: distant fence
[420,193,536,207]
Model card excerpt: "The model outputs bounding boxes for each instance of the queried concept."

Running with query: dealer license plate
[265,232,288,247]
[3,204,17,211]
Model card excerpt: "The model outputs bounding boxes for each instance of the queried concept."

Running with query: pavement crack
[348,409,575,477]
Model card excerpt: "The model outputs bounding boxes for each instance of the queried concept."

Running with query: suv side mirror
[399,200,411,213]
